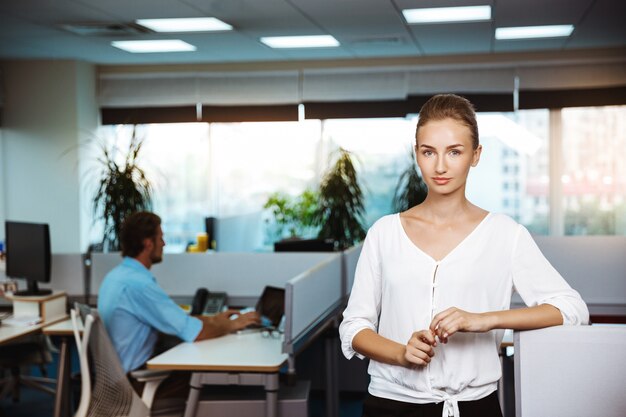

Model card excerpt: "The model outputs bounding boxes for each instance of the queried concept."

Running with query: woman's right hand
[404,330,436,366]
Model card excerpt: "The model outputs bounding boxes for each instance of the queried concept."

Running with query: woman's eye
[450,150,461,156]
[423,150,433,156]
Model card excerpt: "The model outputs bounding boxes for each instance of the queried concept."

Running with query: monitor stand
[14,279,52,296]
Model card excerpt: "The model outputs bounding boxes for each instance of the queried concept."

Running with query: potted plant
[392,148,428,212]
[92,126,153,251]
[264,189,320,241]
[314,148,366,250]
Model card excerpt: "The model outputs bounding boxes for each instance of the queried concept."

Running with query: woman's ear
[471,145,482,167]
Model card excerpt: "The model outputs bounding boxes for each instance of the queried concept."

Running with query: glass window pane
[467,111,550,234]
[322,118,417,227]
[94,123,211,252]
[210,121,322,249]
[561,106,626,235]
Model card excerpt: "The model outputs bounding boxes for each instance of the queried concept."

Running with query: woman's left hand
[429,307,493,343]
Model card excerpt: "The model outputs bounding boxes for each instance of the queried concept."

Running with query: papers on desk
[3,315,42,327]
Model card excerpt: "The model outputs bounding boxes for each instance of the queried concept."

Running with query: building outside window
[561,106,626,235]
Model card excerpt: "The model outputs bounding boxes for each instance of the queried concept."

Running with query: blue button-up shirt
[98,257,202,372]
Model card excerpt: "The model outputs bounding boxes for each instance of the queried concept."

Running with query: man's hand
[220,309,260,332]
[194,310,260,341]
[429,307,492,344]
[404,330,436,366]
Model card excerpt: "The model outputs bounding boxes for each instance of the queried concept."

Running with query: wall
[0,60,98,251]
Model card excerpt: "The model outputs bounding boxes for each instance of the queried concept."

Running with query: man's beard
[151,253,163,264]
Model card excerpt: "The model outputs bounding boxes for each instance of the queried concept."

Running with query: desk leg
[264,373,279,417]
[325,330,339,417]
[53,337,71,417]
[183,373,202,417]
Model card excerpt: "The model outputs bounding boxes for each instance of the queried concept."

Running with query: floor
[0,385,364,417]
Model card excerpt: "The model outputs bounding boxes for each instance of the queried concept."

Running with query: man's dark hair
[120,212,161,258]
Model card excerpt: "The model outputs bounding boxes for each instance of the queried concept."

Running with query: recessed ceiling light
[495,25,574,40]
[403,6,491,24]
[111,40,197,53]
[135,17,232,32]
[260,35,340,48]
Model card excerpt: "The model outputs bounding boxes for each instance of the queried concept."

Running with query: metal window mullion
[549,109,564,236]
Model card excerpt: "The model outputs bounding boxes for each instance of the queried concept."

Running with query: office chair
[71,303,172,417]
[0,333,57,402]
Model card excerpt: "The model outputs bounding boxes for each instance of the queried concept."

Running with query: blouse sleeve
[338,225,383,360]
[512,225,589,325]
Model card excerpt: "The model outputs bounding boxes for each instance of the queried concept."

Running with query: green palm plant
[315,148,366,249]
[264,188,320,239]
[93,126,152,251]
[392,148,428,212]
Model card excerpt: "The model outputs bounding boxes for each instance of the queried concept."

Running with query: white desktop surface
[0,321,43,344]
[147,331,287,372]
[43,317,82,335]
[0,315,67,344]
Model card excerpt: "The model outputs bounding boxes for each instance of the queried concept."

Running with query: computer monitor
[5,221,52,296]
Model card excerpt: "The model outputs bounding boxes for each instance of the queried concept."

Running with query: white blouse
[339,213,589,417]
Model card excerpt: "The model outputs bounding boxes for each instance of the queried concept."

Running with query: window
[93,124,211,252]
[561,106,626,235]
[84,105,623,252]
[320,118,416,226]
[469,111,550,233]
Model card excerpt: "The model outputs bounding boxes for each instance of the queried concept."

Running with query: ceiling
[0,0,624,66]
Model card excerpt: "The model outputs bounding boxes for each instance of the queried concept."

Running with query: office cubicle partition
[516,236,626,317]
[514,325,626,416]
[341,243,362,298]
[283,253,343,354]
[90,252,332,299]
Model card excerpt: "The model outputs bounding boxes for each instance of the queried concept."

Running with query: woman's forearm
[352,328,408,366]
[485,304,563,330]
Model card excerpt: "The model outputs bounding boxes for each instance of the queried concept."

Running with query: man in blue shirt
[98,212,258,373]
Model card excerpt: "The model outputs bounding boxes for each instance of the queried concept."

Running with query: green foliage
[392,149,428,212]
[264,189,320,239]
[315,148,366,249]
[93,126,152,251]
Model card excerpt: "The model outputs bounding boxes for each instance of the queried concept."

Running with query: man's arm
[194,310,260,341]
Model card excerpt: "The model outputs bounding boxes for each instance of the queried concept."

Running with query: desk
[0,321,44,345]
[147,331,287,417]
[43,318,81,417]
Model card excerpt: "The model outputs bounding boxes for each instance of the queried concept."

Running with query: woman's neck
[417,191,474,224]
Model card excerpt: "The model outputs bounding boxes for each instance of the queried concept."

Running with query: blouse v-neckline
[396,212,492,264]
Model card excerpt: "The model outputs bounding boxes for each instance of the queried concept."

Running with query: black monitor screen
[5,221,52,296]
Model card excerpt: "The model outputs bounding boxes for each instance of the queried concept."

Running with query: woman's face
[415,117,482,196]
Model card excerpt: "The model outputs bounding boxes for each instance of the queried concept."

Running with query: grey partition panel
[532,236,626,315]
[153,252,330,296]
[514,326,626,417]
[90,251,331,297]
[50,254,84,294]
[0,253,84,295]
[90,252,122,294]
[284,254,342,349]
[342,244,362,297]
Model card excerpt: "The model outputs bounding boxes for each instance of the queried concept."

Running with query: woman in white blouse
[339,94,589,417]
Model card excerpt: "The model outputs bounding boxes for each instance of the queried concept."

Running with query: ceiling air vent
[60,23,150,36]
[350,36,404,46]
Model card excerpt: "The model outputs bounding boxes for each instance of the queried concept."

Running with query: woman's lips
[432,177,452,185]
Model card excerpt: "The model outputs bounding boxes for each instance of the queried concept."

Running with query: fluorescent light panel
[495,25,574,40]
[111,40,196,53]
[403,6,491,24]
[260,35,339,48]
[136,17,232,32]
